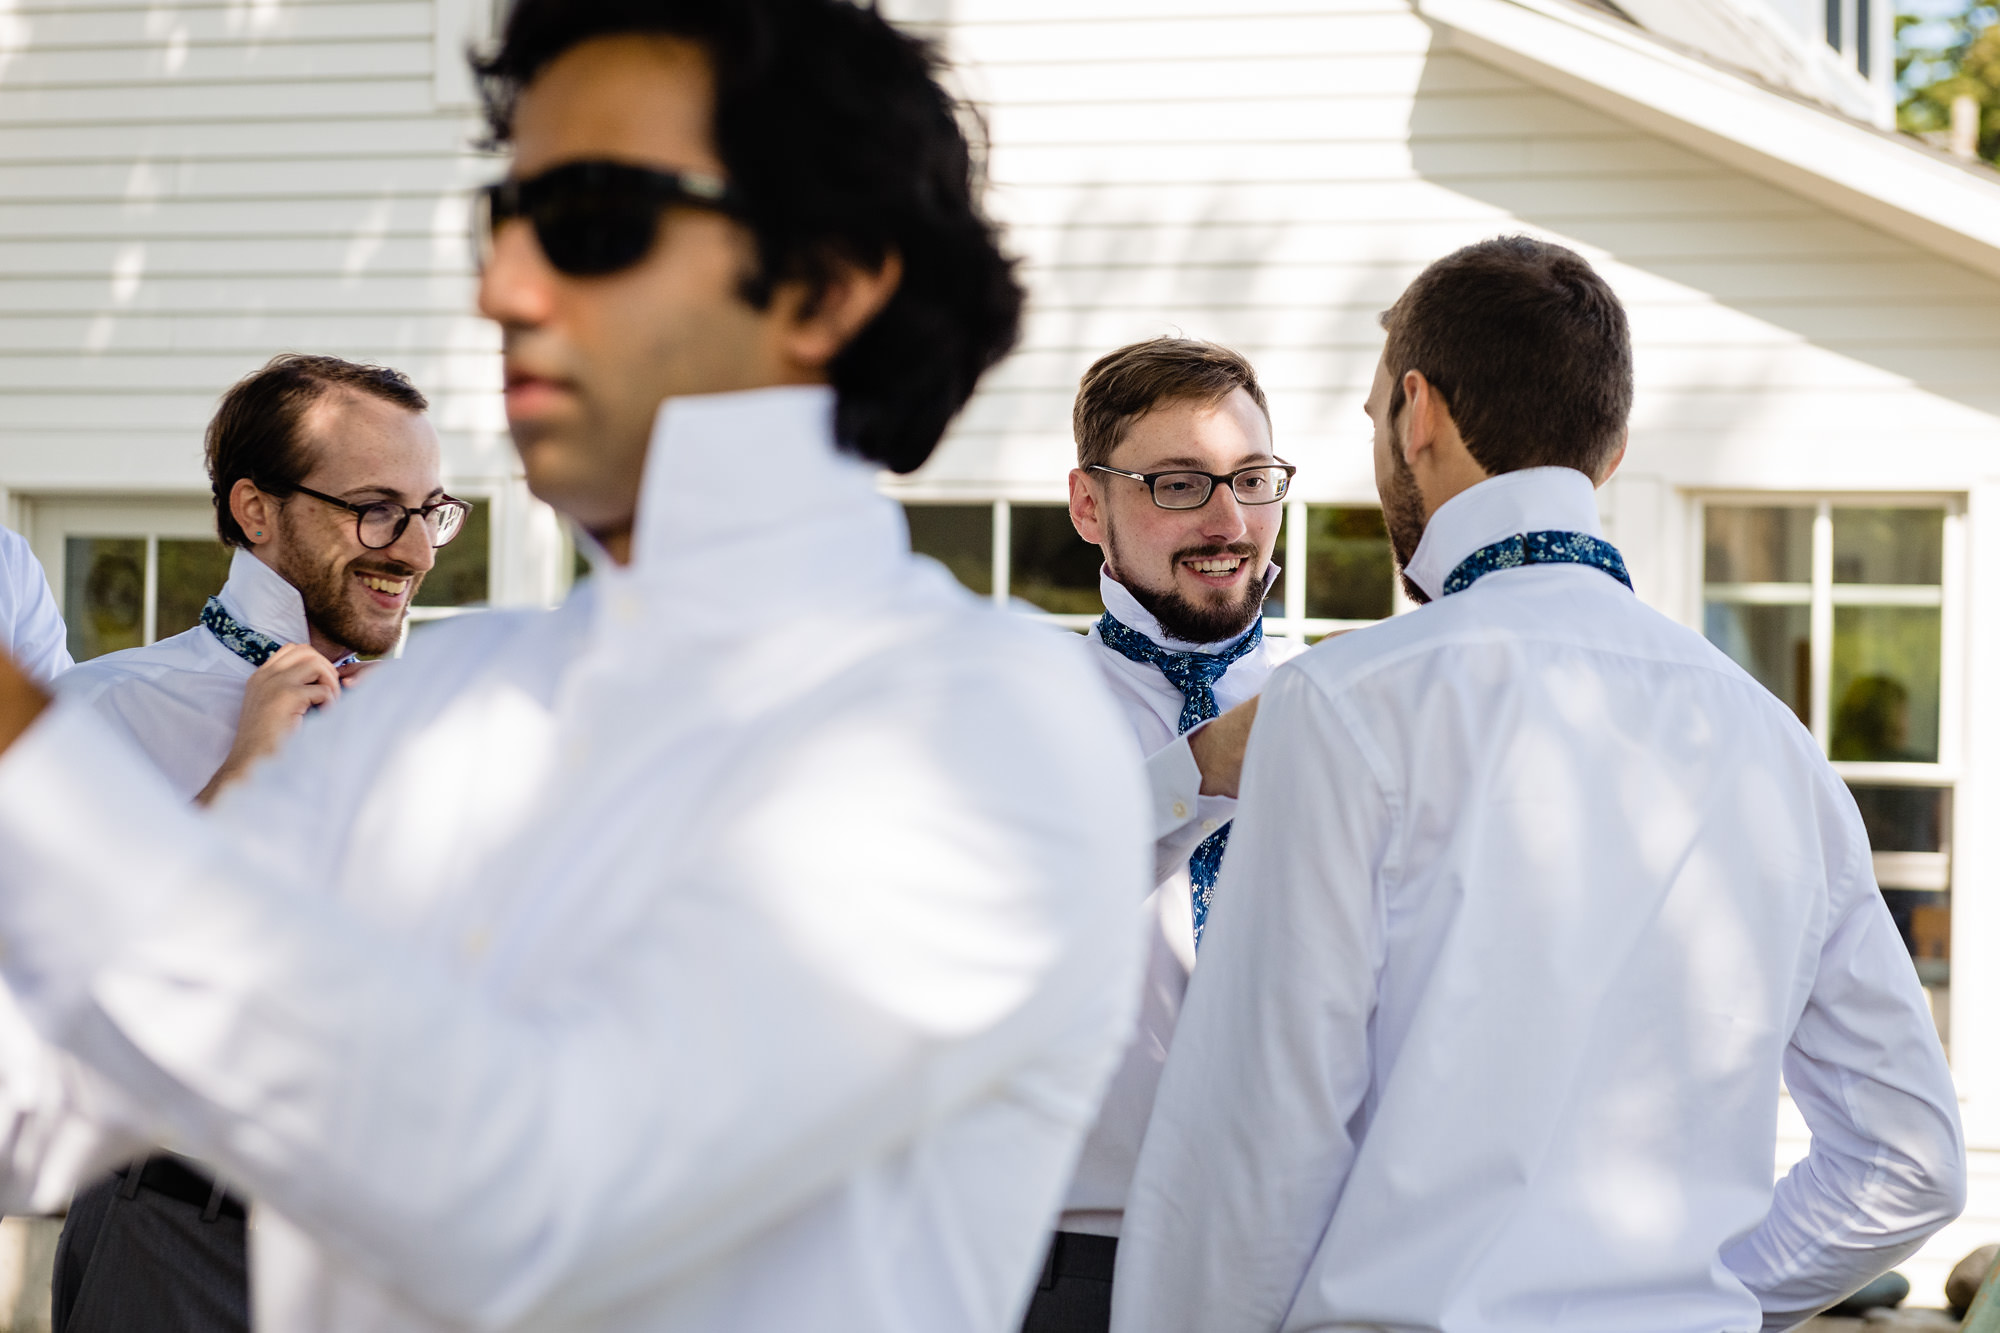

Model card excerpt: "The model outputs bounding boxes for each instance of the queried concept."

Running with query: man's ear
[774,252,905,374]
[1069,467,1106,545]
[1399,369,1438,468]
[230,479,278,548]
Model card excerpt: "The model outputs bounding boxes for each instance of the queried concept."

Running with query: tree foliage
[1899,3,2000,162]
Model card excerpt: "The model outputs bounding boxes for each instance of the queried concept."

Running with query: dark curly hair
[473,0,1024,475]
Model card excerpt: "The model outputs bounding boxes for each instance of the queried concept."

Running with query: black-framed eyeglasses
[475,159,748,278]
[1089,462,1295,511]
[290,485,472,550]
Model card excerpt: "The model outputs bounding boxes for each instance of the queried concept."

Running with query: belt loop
[1038,1235,1059,1291]
[117,1160,144,1201]
[201,1179,227,1224]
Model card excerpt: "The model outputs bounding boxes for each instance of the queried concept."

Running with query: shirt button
[463,928,492,961]
[1201,819,1219,834]
[1172,801,1188,821]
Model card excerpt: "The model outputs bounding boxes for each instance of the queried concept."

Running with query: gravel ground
[1801,1311,1962,1331]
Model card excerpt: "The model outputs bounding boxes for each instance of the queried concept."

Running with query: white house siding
[890,0,2000,1304]
[0,0,562,606]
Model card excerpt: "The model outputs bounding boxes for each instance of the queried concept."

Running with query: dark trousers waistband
[114,1155,246,1222]
[1038,1231,1118,1289]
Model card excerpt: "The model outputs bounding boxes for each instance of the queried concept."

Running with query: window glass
[1704,603,1810,725]
[1703,505,1812,584]
[415,501,490,609]
[1831,606,1941,762]
[1850,784,1951,1000]
[64,537,145,662]
[903,504,992,596]
[1831,507,1941,586]
[156,539,233,640]
[1010,503,1101,615]
[1305,507,1393,621]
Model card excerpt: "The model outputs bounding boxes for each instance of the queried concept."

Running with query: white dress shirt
[1112,466,1965,1333]
[0,386,1150,1333]
[56,548,310,800]
[0,525,71,684]
[1058,572,1302,1238]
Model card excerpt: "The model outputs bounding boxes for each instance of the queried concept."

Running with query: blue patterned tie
[1442,530,1632,596]
[201,596,284,667]
[1096,613,1263,949]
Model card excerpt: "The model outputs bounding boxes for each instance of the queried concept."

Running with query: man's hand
[197,644,341,805]
[1188,696,1260,799]
[0,647,49,758]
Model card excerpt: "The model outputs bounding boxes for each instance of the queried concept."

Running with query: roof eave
[1416,0,2000,282]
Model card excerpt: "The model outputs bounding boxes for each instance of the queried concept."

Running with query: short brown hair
[1380,236,1631,478]
[1073,337,1270,469]
[205,354,429,548]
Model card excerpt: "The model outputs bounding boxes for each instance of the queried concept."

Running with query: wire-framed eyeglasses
[290,485,472,550]
[1089,462,1295,511]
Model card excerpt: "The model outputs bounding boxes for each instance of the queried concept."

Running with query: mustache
[1171,541,1260,565]
[348,559,421,579]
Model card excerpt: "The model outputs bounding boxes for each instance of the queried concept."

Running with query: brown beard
[271,514,422,657]
[1109,535,1267,645]
[1382,444,1432,606]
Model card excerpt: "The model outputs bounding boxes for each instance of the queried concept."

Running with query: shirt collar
[1098,561,1280,655]
[214,547,311,648]
[591,385,904,631]
[1402,467,1605,602]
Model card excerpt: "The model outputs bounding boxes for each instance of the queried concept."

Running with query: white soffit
[1416,0,2000,282]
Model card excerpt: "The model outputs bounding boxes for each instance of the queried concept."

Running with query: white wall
[0,0,562,605]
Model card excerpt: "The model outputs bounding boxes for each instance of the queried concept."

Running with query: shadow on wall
[1404,50,2000,426]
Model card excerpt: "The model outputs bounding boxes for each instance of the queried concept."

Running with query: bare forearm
[0,650,49,757]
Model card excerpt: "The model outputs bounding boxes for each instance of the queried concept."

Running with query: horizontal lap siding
[0,0,502,498]
[903,2,2000,513]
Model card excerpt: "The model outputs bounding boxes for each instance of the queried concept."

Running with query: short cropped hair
[1380,236,1632,478]
[1073,337,1270,470]
[474,0,1025,475]
[205,354,429,549]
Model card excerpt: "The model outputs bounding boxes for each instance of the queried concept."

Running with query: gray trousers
[51,1167,248,1333]
[1018,1232,1117,1333]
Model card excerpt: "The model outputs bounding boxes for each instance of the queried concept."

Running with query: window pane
[1010,503,1101,615]
[1305,506,1393,621]
[1848,784,1948,854]
[415,501,490,609]
[64,537,145,662]
[1703,505,1812,584]
[155,539,232,641]
[1702,602,1809,724]
[1830,606,1941,762]
[1848,784,1951,1007]
[1831,507,1942,586]
[903,504,992,597]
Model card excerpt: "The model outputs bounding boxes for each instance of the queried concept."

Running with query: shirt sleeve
[1111,666,1392,1333]
[1146,728,1237,883]
[1720,785,1965,1329]
[1,531,71,683]
[0,667,1148,1328]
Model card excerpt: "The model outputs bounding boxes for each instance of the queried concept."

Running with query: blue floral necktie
[201,597,284,667]
[1096,613,1263,949]
[1442,530,1632,597]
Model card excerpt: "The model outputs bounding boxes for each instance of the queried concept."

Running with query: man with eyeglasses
[45,353,463,1333]
[0,4,1146,1332]
[1021,337,1303,1333]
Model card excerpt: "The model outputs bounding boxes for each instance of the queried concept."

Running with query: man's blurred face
[1072,388,1282,644]
[477,36,792,550]
[266,392,442,656]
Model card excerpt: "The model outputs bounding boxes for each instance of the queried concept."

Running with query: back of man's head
[1380,236,1632,479]
[1073,337,1270,469]
[475,0,1024,475]
[205,354,429,548]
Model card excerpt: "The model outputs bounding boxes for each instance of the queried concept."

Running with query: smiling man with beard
[47,352,464,1333]
[1024,337,1304,1333]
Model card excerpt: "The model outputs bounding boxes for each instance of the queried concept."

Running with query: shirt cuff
[1146,730,1238,884]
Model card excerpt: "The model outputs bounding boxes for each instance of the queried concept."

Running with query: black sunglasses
[475,160,749,277]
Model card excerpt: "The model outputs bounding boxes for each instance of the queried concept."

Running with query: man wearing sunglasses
[46,352,460,1333]
[1023,337,1303,1333]
[0,3,1146,1332]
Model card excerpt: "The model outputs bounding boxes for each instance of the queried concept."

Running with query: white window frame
[22,495,220,650]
